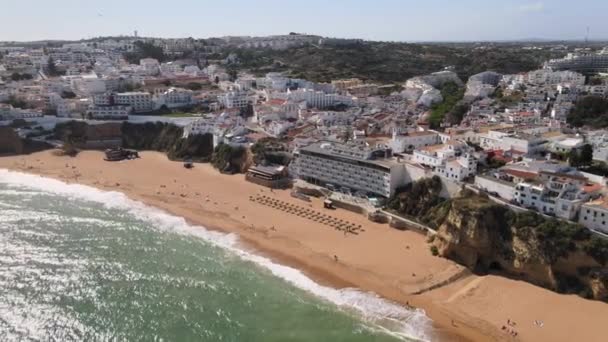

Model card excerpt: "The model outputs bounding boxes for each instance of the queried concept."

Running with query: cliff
[54,121,214,162]
[0,127,52,156]
[431,191,608,301]
[0,127,24,155]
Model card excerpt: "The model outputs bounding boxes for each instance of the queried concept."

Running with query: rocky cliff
[0,126,51,155]
[431,191,608,301]
[0,127,23,155]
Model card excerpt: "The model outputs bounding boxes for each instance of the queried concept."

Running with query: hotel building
[293,141,407,198]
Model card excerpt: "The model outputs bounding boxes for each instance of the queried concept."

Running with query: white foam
[0,169,433,341]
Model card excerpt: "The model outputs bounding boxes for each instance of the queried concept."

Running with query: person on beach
[334,255,339,262]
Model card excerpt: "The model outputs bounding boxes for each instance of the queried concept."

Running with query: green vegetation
[54,121,214,162]
[493,88,524,108]
[185,82,203,91]
[567,96,608,128]
[389,179,608,300]
[220,42,564,84]
[124,41,167,64]
[251,137,290,166]
[578,161,608,177]
[428,82,465,129]
[61,90,77,99]
[569,144,593,168]
[388,176,447,226]
[211,143,247,174]
[10,73,33,81]
[121,122,213,161]
[444,102,470,126]
[2,95,29,109]
[511,211,590,263]
[47,56,62,77]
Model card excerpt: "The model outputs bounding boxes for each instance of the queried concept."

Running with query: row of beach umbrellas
[250,195,363,234]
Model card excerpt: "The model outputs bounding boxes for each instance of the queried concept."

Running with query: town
[2,34,608,240]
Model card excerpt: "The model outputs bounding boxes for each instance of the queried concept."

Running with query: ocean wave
[0,169,433,341]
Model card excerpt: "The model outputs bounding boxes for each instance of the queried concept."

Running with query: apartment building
[140,58,160,75]
[526,70,586,86]
[218,91,252,109]
[114,92,153,113]
[390,130,440,153]
[286,89,354,109]
[479,130,547,155]
[294,141,407,198]
[156,88,194,109]
[514,172,600,220]
[413,141,477,182]
[545,50,608,75]
[87,105,131,120]
[579,198,608,234]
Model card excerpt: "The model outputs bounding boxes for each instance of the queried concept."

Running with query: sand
[1,150,607,342]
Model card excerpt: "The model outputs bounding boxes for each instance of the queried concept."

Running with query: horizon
[2,0,608,42]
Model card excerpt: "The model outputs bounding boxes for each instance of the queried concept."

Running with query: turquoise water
[0,170,431,341]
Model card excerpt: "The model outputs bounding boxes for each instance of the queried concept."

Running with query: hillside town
[2,35,608,237]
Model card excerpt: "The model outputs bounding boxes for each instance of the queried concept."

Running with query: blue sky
[1,0,607,42]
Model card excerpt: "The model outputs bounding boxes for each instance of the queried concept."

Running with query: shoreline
[2,150,608,342]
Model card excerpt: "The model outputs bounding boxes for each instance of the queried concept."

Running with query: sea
[0,169,432,342]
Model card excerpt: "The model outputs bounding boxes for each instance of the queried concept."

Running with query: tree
[123,41,167,64]
[239,103,254,118]
[10,73,33,81]
[570,144,593,167]
[61,90,76,99]
[186,82,203,91]
[580,144,594,167]
[47,56,59,76]
[567,96,608,128]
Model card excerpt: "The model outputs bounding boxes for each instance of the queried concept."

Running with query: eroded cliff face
[0,127,24,155]
[431,196,607,301]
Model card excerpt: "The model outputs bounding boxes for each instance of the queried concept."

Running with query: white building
[284,89,354,109]
[390,130,440,153]
[514,172,599,220]
[87,105,131,120]
[139,58,160,75]
[294,141,407,198]
[579,198,608,234]
[114,92,153,113]
[218,91,252,109]
[413,141,477,182]
[159,62,182,75]
[526,70,586,86]
[155,88,194,109]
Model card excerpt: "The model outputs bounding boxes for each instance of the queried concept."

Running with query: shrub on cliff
[431,190,608,301]
[121,122,182,151]
[388,176,445,223]
[251,137,290,166]
[167,133,213,162]
[211,143,247,174]
[121,122,214,162]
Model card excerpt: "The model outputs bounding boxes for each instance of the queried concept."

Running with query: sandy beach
[1,150,607,342]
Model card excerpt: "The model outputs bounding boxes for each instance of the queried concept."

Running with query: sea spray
[0,169,433,341]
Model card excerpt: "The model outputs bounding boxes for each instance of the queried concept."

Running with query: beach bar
[245,164,291,189]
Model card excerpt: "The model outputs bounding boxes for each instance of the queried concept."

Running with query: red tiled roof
[583,183,603,193]
[503,169,538,180]
[268,99,286,106]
